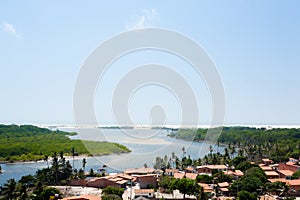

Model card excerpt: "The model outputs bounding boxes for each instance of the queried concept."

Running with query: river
[0,128,225,185]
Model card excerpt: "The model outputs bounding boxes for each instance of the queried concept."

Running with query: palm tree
[71,147,75,169]
[217,140,220,154]
[182,146,186,157]
[230,146,236,159]
[17,183,28,200]
[44,155,49,169]
[209,145,213,158]
[52,152,59,185]
[2,178,17,200]
[82,158,87,172]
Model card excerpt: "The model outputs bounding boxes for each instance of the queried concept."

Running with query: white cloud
[2,22,22,39]
[126,9,158,30]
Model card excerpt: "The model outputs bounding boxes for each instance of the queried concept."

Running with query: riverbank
[0,124,130,163]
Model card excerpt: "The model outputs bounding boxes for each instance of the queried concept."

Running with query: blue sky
[0,1,300,125]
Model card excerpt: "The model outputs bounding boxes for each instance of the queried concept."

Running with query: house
[134,174,158,189]
[269,178,300,195]
[198,183,213,193]
[264,171,280,179]
[165,168,179,176]
[218,182,229,188]
[133,189,155,199]
[87,174,132,188]
[218,182,229,196]
[70,179,88,187]
[224,170,244,179]
[61,194,101,200]
[278,162,300,173]
[259,164,273,171]
[184,166,195,173]
[173,172,198,180]
[196,165,227,175]
[124,168,155,175]
[262,159,273,166]
[277,170,294,179]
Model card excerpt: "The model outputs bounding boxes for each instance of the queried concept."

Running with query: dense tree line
[171,127,300,163]
[0,124,130,162]
[0,149,96,199]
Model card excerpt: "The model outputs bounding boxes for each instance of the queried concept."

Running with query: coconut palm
[82,158,87,172]
[52,152,59,185]
[2,178,17,200]
[71,147,75,169]
[44,155,49,169]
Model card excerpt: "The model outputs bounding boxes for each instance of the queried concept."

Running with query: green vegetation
[102,186,124,200]
[0,153,87,199]
[158,176,204,199]
[237,191,257,200]
[0,124,130,162]
[171,126,300,162]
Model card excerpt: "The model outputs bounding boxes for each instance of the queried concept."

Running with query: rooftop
[269,178,300,186]
[174,172,197,180]
[218,182,229,188]
[61,194,101,200]
[265,171,279,176]
[277,170,294,176]
[197,165,227,169]
[124,167,155,174]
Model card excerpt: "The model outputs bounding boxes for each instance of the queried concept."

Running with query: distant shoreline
[0,152,130,165]
[32,124,300,130]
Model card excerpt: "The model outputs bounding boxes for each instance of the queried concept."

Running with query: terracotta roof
[277,170,294,176]
[260,166,273,171]
[185,166,194,171]
[269,178,300,186]
[133,174,157,178]
[286,161,297,166]
[234,170,244,176]
[224,170,233,175]
[165,168,179,173]
[62,194,101,200]
[197,165,227,169]
[124,167,154,174]
[198,183,213,192]
[220,187,229,192]
[218,182,229,188]
[88,174,132,185]
[116,173,132,180]
[265,171,279,176]
[173,172,197,180]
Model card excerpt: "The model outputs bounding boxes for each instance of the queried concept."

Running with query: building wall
[70,179,87,187]
[136,175,157,189]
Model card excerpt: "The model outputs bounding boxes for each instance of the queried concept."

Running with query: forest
[0,124,130,162]
[170,126,300,163]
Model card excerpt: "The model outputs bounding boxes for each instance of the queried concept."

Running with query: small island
[0,124,130,162]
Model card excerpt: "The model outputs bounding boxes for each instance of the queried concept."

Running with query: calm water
[0,128,224,185]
